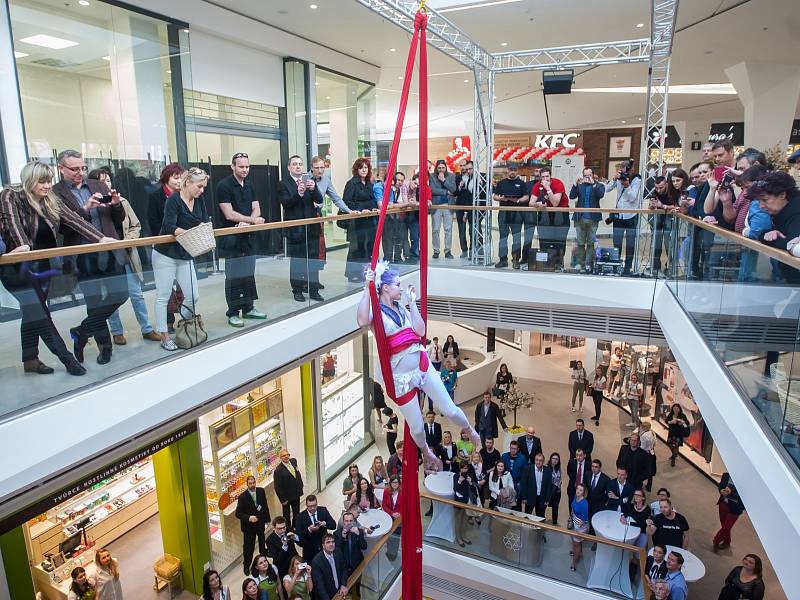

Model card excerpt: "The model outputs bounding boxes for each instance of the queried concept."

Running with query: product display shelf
[320,371,361,402]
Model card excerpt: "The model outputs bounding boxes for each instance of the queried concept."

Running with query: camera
[620,159,635,175]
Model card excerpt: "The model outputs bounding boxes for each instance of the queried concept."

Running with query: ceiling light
[78,0,90,5]
[398,76,403,80]
[19,34,78,50]
[310,3,318,8]
[464,79,469,83]
[500,42,508,47]
[182,29,189,33]
[13,51,28,58]
[166,70,172,74]
[621,120,626,123]
[101,55,110,61]
[389,48,396,52]
[326,95,331,99]
[439,0,523,13]
[314,81,319,86]
[636,23,644,28]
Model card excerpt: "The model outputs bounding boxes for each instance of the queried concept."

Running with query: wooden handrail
[345,517,402,591]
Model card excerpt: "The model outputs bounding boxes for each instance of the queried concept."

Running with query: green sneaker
[228,315,244,328]
[243,308,267,319]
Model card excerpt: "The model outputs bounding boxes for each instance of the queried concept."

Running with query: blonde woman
[368,456,389,489]
[152,167,209,351]
[94,548,123,599]
[0,161,113,376]
[282,555,312,600]
[637,421,657,492]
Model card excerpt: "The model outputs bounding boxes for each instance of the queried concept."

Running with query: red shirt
[531,178,567,207]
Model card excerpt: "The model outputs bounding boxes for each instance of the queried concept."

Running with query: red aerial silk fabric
[367,10,429,600]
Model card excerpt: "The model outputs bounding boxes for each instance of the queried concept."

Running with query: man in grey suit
[311,156,350,214]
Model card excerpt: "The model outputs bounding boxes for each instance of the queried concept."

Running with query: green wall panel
[0,527,35,600]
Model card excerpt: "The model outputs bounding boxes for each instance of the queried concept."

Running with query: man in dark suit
[616,433,651,491]
[311,533,348,600]
[567,448,592,505]
[587,459,610,533]
[519,453,551,517]
[278,155,324,303]
[604,467,634,511]
[568,419,594,460]
[295,495,336,563]
[234,475,270,575]
[53,149,128,365]
[273,449,304,527]
[517,426,543,464]
[335,511,367,583]
[266,516,300,579]
[474,391,508,446]
[424,411,442,448]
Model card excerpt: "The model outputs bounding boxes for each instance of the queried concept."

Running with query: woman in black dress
[495,363,513,398]
[665,403,690,467]
[342,158,377,281]
[443,334,460,360]
[718,554,764,600]
[382,407,398,455]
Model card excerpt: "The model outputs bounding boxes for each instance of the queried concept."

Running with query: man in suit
[616,433,651,491]
[520,453,551,517]
[335,511,367,583]
[645,544,668,581]
[295,495,336,563]
[424,411,442,449]
[604,467,634,511]
[266,516,300,579]
[713,471,744,551]
[53,149,129,365]
[474,391,508,446]
[311,533,348,600]
[568,419,594,460]
[234,475,270,575]
[273,449,304,526]
[278,155,324,303]
[517,426,543,463]
[587,459,611,533]
[567,448,592,505]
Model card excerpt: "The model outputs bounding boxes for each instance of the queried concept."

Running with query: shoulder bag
[175,221,216,257]
[174,302,207,349]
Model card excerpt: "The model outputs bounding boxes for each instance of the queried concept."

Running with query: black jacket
[587,472,611,514]
[279,177,322,248]
[604,478,634,511]
[568,429,594,460]
[442,340,460,358]
[234,487,270,532]
[516,435,543,463]
[343,177,377,233]
[566,458,592,499]
[645,556,668,580]
[473,401,507,438]
[335,526,367,576]
[295,507,336,563]
[717,472,745,515]
[274,459,304,504]
[146,186,168,236]
[424,421,443,448]
[569,181,605,222]
[436,442,459,473]
[760,192,800,283]
[520,465,553,508]
[311,549,346,600]
[266,530,298,579]
[616,445,652,487]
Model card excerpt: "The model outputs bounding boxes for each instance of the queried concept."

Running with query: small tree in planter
[499,383,536,432]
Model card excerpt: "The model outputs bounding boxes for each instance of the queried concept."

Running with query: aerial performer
[356,261,481,468]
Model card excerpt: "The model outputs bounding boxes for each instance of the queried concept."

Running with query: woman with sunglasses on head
[0,161,115,376]
[152,167,209,351]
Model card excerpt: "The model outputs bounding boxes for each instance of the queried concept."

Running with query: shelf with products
[324,422,365,468]
[322,374,363,427]
[320,370,361,400]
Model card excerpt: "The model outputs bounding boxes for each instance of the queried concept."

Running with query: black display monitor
[58,531,82,557]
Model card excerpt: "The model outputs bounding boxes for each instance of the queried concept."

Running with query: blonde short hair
[181,166,209,188]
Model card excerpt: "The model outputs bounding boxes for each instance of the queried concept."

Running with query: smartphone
[713,166,728,183]
[301,173,311,183]
[99,194,114,204]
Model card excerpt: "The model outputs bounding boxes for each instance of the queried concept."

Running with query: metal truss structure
[353,0,678,266]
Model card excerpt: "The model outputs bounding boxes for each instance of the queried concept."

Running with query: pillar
[0,527,34,600]
[725,61,800,150]
[520,331,542,356]
[328,81,359,192]
[300,362,319,491]
[152,431,211,595]
[675,119,713,168]
[583,338,598,372]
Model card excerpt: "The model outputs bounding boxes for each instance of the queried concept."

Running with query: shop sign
[648,125,682,148]
[0,422,197,534]
[790,119,800,144]
[533,132,580,149]
[708,122,744,145]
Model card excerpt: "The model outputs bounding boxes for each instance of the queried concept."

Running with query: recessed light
[78,0,90,5]
[182,29,189,33]
[500,42,508,47]
[621,120,626,123]
[101,55,110,61]
[310,3,318,8]
[326,96,331,99]
[636,23,644,28]
[314,82,319,86]
[398,76,403,80]
[389,48,396,52]
[14,51,28,58]
[19,34,78,50]
[166,70,172,74]
[464,79,469,83]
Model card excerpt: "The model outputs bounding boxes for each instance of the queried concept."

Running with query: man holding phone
[335,511,367,586]
[569,168,605,272]
[53,149,129,366]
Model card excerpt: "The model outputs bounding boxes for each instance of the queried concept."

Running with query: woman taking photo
[469,450,487,512]
[349,477,381,512]
[453,461,476,547]
[488,460,515,510]
[202,569,231,600]
[589,367,607,426]
[495,363,513,398]
[546,452,563,525]
[0,161,115,376]
[665,403,690,467]
[369,455,389,489]
[67,567,96,600]
[569,483,590,571]
[282,555,312,600]
[94,548,123,599]
[250,554,283,600]
[152,167,209,351]
[719,554,765,600]
[343,157,377,282]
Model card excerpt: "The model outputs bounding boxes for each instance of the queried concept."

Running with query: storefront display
[661,361,713,461]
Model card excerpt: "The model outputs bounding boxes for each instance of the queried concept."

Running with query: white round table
[358,508,393,540]
[587,511,642,599]
[424,471,456,543]
[648,545,706,582]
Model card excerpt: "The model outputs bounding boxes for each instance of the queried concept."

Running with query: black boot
[70,327,88,363]
[63,357,87,376]
[97,345,112,365]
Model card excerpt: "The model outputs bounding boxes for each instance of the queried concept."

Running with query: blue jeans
[406,220,420,259]
[108,263,154,336]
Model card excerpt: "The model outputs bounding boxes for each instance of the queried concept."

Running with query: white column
[725,61,800,150]
[0,1,28,181]
[583,338,598,372]
[328,81,359,192]
[674,119,712,168]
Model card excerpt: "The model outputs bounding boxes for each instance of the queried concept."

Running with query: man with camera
[703,140,740,231]
[647,176,676,274]
[492,162,528,269]
[266,516,300,578]
[606,160,642,275]
[569,168,605,273]
[335,511,368,584]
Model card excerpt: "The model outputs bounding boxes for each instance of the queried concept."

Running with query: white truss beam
[491,39,651,73]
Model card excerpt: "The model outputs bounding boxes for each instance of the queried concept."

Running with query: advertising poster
[661,362,712,461]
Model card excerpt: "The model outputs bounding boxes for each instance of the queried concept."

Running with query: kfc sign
[533,133,579,149]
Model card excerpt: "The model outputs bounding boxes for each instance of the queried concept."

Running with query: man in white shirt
[606,165,642,275]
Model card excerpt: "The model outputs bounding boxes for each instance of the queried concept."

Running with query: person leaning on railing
[750,171,800,283]
[0,161,116,376]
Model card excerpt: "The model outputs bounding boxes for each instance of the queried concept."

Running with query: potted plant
[499,383,536,432]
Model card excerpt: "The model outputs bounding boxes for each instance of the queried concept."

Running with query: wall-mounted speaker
[542,69,574,95]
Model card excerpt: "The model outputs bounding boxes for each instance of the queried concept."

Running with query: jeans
[224,253,258,316]
[574,218,599,268]
[612,215,639,274]
[108,263,154,335]
[431,207,453,253]
[152,250,199,334]
[498,211,521,261]
[627,396,641,426]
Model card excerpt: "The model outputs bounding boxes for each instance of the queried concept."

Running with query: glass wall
[10,0,194,179]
